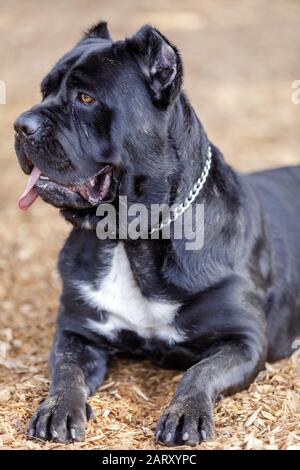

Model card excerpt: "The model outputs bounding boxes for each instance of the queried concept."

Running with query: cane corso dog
[14,22,300,445]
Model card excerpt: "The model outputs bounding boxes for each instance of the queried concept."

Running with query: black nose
[14,113,41,136]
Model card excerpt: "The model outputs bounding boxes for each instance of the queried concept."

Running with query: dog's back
[245,166,300,359]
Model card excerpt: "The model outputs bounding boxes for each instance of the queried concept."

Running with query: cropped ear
[84,21,112,40]
[126,25,183,108]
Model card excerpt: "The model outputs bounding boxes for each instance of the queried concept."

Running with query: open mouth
[18,164,119,211]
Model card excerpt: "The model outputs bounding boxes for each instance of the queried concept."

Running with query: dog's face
[14,22,183,227]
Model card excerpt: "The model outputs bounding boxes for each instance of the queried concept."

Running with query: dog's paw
[155,393,214,446]
[28,392,93,443]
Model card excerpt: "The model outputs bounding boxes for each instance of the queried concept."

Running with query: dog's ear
[127,25,183,108]
[84,21,112,40]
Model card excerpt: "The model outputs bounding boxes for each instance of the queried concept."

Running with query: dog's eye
[78,93,95,104]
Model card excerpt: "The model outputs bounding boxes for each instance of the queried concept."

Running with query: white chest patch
[77,243,184,344]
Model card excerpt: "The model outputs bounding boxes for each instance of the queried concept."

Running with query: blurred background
[0,0,299,450]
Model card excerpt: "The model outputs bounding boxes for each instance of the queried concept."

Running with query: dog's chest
[78,243,183,343]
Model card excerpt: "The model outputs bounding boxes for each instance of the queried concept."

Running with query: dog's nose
[14,113,41,136]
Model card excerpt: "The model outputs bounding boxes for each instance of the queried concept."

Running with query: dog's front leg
[28,328,108,443]
[156,339,266,446]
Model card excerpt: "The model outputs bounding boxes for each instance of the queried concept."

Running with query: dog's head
[14,22,183,227]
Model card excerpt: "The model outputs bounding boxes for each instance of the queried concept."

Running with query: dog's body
[14,22,300,445]
[59,165,300,366]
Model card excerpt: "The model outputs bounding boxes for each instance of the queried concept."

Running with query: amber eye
[79,93,95,104]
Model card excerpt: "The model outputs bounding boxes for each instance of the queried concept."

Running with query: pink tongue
[18,166,42,211]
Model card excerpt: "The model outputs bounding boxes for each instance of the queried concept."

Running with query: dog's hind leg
[156,338,266,446]
[28,328,109,443]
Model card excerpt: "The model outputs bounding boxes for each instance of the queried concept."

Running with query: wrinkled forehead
[41,39,131,96]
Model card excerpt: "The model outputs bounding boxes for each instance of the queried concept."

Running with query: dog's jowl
[14,22,300,445]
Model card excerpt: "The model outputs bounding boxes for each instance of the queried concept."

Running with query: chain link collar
[150,144,212,234]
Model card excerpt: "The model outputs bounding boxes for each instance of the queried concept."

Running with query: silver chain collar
[150,144,212,234]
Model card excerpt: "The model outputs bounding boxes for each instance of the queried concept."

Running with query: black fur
[14,22,300,446]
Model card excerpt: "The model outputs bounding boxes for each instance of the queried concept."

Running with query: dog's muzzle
[18,164,120,211]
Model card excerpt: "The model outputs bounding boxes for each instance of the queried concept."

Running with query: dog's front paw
[28,391,92,443]
[156,393,214,446]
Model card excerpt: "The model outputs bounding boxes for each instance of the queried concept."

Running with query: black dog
[14,22,300,445]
